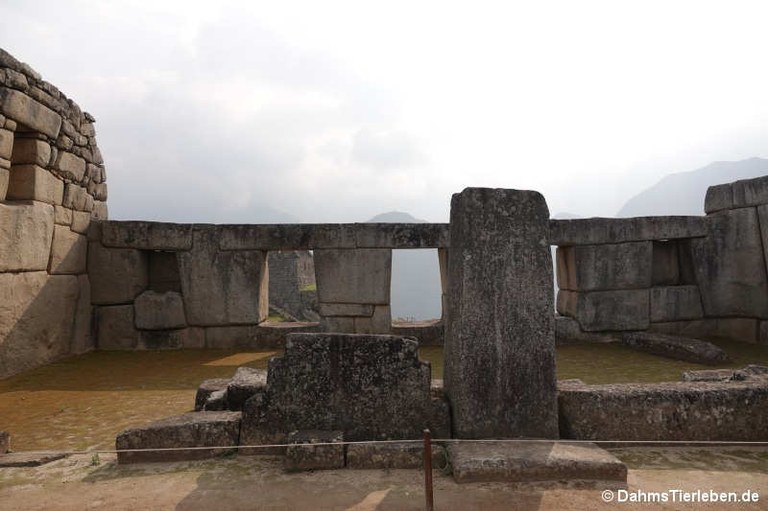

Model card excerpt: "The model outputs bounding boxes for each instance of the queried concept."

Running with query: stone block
[320,316,355,333]
[445,188,557,439]
[558,379,768,441]
[622,331,730,365]
[91,182,107,201]
[0,272,79,379]
[241,333,434,444]
[88,242,148,305]
[346,442,446,469]
[732,175,768,208]
[6,164,64,205]
[10,137,50,166]
[54,151,86,181]
[0,431,8,454]
[650,317,758,343]
[692,208,768,318]
[354,223,450,249]
[70,210,90,234]
[48,225,87,274]
[558,289,650,332]
[370,304,391,332]
[91,200,108,220]
[179,228,268,326]
[62,183,91,211]
[318,303,374,316]
[137,329,197,350]
[71,275,93,355]
[284,430,345,472]
[0,201,54,272]
[116,411,241,464]
[550,216,708,246]
[96,305,139,350]
[227,367,268,411]
[0,87,61,138]
[314,248,391,304]
[554,315,619,344]
[559,242,652,291]
[650,285,703,322]
[448,441,627,484]
[0,167,7,200]
[651,240,679,286]
[101,221,193,250]
[54,205,72,226]
[195,378,230,411]
[134,290,186,329]
[0,128,12,159]
[704,183,733,213]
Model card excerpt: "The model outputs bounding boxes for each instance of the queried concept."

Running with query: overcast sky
[3,1,768,222]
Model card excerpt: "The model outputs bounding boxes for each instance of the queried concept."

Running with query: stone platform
[447,441,627,485]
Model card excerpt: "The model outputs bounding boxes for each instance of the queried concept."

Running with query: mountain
[365,211,442,321]
[617,157,768,217]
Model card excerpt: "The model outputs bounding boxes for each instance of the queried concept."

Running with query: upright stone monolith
[444,188,558,438]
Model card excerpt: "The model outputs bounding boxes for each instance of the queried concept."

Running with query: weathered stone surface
[650,285,704,322]
[550,216,707,246]
[62,183,92,211]
[241,333,436,446]
[557,289,649,332]
[91,200,108,220]
[0,201,53,272]
[354,223,450,249]
[137,329,196,350]
[101,221,193,250]
[179,228,268,326]
[704,183,733,213]
[318,303,374,316]
[692,208,768,318]
[9,137,50,166]
[558,379,768,441]
[116,411,241,464]
[351,305,392,334]
[70,210,90,234]
[448,442,627,484]
[556,242,651,291]
[391,319,444,346]
[314,248,391,304]
[53,151,86,181]
[681,368,738,382]
[319,316,355,333]
[0,431,8,454]
[651,240,679,286]
[227,367,268,411]
[0,167,8,200]
[133,290,186,330]
[88,243,148,304]
[650,317,759,343]
[0,128,12,159]
[54,205,72,226]
[346,442,447,469]
[48,225,87,274]
[445,188,557,439]
[195,378,230,411]
[622,331,730,365]
[554,315,619,344]
[284,430,345,472]
[202,390,228,411]
[71,275,93,355]
[147,251,181,293]
[0,87,61,138]
[732,175,768,208]
[0,451,67,468]
[6,164,64,205]
[0,272,79,379]
[204,323,320,350]
[95,305,138,350]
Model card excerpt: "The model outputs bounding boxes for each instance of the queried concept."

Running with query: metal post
[423,429,434,511]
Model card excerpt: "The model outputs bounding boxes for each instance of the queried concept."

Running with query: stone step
[448,441,627,485]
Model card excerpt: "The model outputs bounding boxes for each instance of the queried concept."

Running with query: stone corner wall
[0,49,108,379]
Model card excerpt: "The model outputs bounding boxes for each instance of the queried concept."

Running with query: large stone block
[558,289,650,332]
[53,151,86,182]
[649,317,759,343]
[48,224,87,274]
[6,164,64,205]
[0,201,54,272]
[88,243,148,304]
[622,331,730,365]
[0,128,12,159]
[346,442,447,470]
[101,221,193,250]
[133,290,186,330]
[0,87,62,138]
[71,275,93,354]
[179,228,268,326]
[650,285,703,322]
[550,216,707,246]
[70,210,90,234]
[0,272,79,379]
[557,242,652,291]
[314,248,391,304]
[704,183,733,214]
[692,208,768,318]
[241,333,435,445]
[0,167,8,200]
[226,367,268,411]
[116,412,241,464]
[444,188,557,439]
[284,430,345,472]
[732,175,768,208]
[10,137,50,166]
[95,305,139,350]
[62,183,92,212]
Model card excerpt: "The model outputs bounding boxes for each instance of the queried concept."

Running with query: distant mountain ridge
[617,157,768,217]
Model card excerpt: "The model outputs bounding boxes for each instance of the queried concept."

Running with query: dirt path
[1,449,767,510]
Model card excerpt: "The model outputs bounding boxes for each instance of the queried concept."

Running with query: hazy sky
[3,1,768,222]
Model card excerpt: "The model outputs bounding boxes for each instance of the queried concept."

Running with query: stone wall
[0,50,106,379]
[267,251,318,322]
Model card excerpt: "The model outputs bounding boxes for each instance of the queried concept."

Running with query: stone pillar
[444,188,558,439]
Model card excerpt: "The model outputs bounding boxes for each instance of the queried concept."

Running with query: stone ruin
[1,48,768,483]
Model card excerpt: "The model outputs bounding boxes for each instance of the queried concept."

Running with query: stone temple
[1,48,767,483]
